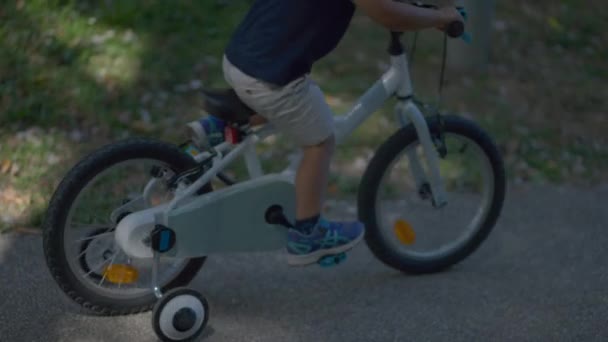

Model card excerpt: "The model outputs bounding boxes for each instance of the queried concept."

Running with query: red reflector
[225,126,241,144]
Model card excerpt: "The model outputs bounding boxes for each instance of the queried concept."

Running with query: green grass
[0,129,71,231]
[0,0,249,131]
[1,0,606,230]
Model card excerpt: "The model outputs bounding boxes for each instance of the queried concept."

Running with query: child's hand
[436,0,456,7]
[436,6,464,31]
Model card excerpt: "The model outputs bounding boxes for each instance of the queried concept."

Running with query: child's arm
[354,0,463,32]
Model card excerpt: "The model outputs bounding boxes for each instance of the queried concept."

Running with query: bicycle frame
[157,50,448,227]
[111,36,457,301]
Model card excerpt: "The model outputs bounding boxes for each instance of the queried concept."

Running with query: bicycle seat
[201,88,255,124]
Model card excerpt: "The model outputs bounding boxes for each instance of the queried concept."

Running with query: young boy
[193,0,463,266]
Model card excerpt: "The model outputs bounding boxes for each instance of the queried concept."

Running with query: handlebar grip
[446,21,465,38]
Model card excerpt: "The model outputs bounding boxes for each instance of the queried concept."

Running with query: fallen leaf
[131,120,154,133]
[1,160,11,174]
[47,154,60,165]
[0,187,18,201]
[10,163,20,176]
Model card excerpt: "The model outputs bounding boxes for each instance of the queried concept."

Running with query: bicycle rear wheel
[43,138,209,315]
[358,115,505,274]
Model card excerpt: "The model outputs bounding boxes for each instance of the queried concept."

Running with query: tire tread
[358,116,506,274]
[43,138,206,316]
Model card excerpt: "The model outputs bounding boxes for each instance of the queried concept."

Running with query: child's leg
[295,135,335,220]
[223,56,364,265]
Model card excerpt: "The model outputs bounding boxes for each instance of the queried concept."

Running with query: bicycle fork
[395,100,448,208]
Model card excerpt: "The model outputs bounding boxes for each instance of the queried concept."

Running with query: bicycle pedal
[151,225,176,253]
[317,252,347,268]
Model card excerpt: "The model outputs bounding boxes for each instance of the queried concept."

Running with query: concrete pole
[446,0,497,72]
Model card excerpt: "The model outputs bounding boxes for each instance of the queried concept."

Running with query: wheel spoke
[77,245,90,259]
[117,277,123,289]
[97,253,118,287]
[57,151,201,305]
[84,256,113,278]
[374,131,496,261]
[117,257,134,289]
[73,231,113,243]
[70,223,110,231]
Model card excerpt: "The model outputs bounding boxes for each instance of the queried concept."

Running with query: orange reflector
[103,264,138,284]
[394,219,416,245]
[184,145,200,157]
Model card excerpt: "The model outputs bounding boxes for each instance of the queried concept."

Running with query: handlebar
[407,2,466,39]
[445,20,465,38]
[388,2,468,56]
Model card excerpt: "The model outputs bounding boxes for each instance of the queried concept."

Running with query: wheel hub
[80,228,113,280]
[172,307,197,332]
[102,249,113,260]
[115,211,132,225]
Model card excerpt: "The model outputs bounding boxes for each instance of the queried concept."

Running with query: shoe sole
[286,231,365,267]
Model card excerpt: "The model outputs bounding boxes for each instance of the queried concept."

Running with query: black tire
[43,138,208,316]
[152,287,210,342]
[358,115,506,274]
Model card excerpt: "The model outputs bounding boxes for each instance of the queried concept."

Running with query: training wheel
[152,287,209,342]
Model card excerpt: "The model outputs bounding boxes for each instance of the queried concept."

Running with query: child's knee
[321,134,336,151]
[303,134,335,154]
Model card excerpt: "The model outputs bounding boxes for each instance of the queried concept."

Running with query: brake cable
[435,33,449,157]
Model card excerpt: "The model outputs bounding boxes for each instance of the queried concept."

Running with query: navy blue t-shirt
[225,0,355,86]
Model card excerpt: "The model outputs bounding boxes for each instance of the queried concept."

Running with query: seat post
[388,31,404,56]
[201,88,255,124]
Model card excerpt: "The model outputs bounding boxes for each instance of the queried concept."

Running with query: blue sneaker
[185,115,226,149]
[286,218,365,266]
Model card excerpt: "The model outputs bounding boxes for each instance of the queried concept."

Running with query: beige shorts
[222,56,334,147]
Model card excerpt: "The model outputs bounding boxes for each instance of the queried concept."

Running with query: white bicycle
[43,6,505,341]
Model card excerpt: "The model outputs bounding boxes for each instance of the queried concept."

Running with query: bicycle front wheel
[358,115,506,274]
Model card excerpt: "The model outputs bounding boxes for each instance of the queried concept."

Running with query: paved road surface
[1,183,607,341]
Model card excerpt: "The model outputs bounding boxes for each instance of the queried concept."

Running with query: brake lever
[407,1,473,43]
[456,6,472,43]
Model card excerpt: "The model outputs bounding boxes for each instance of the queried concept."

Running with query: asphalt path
[1,183,607,341]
